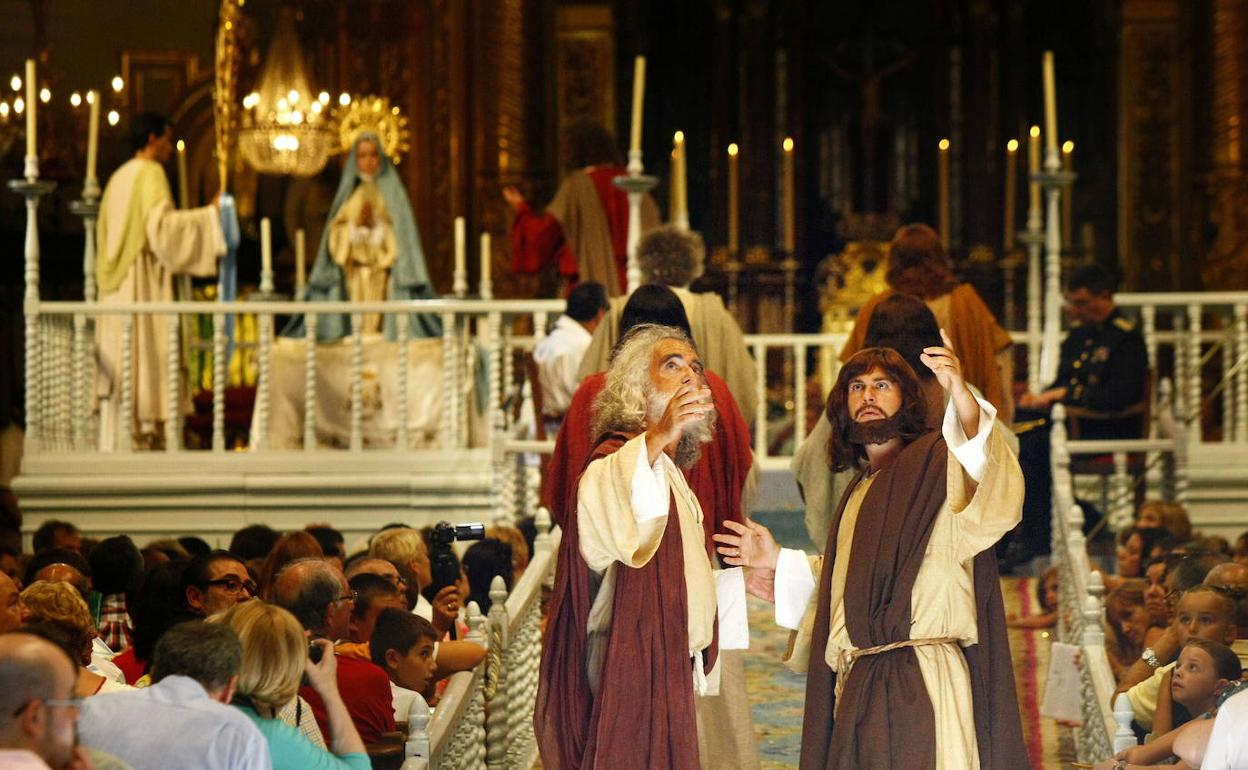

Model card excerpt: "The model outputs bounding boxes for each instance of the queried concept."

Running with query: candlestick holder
[9,172,58,453]
[1033,148,1078,385]
[452,268,469,299]
[69,189,101,303]
[614,149,659,294]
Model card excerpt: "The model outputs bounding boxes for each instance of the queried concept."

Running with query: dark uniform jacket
[1049,306,1148,438]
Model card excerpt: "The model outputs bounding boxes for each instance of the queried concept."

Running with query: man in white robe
[716,333,1028,770]
[95,112,225,448]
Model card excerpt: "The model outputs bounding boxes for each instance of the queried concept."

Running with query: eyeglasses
[12,697,83,717]
[205,577,258,596]
[331,590,358,606]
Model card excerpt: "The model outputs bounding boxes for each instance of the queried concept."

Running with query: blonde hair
[1139,500,1192,541]
[369,528,427,565]
[20,580,95,663]
[485,525,530,572]
[211,600,306,710]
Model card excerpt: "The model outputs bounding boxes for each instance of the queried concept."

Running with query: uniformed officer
[1005,264,1149,571]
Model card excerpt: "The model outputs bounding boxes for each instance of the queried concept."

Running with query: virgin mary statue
[285,131,440,339]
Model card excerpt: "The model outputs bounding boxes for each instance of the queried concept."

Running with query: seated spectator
[215,600,369,770]
[369,527,458,634]
[31,520,81,555]
[1137,500,1193,542]
[22,548,93,599]
[177,536,212,558]
[184,550,256,617]
[1124,585,1239,736]
[462,539,513,615]
[77,618,270,770]
[532,281,608,428]
[0,569,27,634]
[344,557,408,598]
[1106,580,1155,681]
[19,581,132,697]
[1007,567,1059,629]
[144,538,193,562]
[114,561,195,684]
[485,525,530,584]
[305,526,346,570]
[1204,562,1248,668]
[1235,531,1248,567]
[89,535,144,653]
[339,574,407,656]
[1143,556,1174,632]
[370,609,438,722]
[260,532,323,599]
[270,558,396,745]
[1118,526,1172,581]
[0,632,84,769]
[230,525,281,563]
[0,544,20,586]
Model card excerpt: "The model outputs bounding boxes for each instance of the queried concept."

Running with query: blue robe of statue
[284,133,440,340]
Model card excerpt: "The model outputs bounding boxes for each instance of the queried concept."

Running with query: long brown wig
[885,223,959,299]
[826,347,932,472]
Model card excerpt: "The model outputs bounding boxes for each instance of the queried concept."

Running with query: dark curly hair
[826,348,931,473]
[565,118,622,169]
[885,223,959,299]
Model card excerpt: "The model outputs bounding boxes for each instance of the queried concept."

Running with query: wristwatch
[1113,759,1129,770]
[1141,647,1161,669]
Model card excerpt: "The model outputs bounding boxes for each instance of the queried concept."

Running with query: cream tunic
[329,181,397,333]
[775,396,1023,770]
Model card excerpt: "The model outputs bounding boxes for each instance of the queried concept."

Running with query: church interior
[1,1,1247,768]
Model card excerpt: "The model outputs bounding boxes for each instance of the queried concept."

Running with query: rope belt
[833,636,960,713]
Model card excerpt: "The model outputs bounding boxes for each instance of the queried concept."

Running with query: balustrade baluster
[303,313,317,451]
[396,312,409,451]
[350,313,364,452]
[165,313,180,451]
[71,314,86,450]
[1222,316,1234,444]
[120,315,135,453]
[211,312,226,452]
[1187,304,1203,442]
[794,342,808,451]
[1236,303,1248,442]
[441,312,456,449]
[753,341,766,460]
[254,310,271,452]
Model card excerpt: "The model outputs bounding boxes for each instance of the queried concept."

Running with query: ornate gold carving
[333,95,411,164]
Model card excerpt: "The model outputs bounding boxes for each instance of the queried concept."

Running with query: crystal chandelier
[238,7,333,177]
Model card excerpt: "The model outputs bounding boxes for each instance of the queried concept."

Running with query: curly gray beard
[646,389,717,469]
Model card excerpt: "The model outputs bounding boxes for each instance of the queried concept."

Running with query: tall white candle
[782,137,795,253]
[260,217,273,280]
[1004,139,1018,251]
[479,230,492,299]
[1028,125,1041,212]
[85,90,100,187]
[295,229,306,295]
[24,59,35,158]
[727,143,739,254]
[629,56,646,155]
[938,138,950,250]
[176,140,189,208]
[453,216,467,296]
[1042,52,1058,153]
[672,131,687,224]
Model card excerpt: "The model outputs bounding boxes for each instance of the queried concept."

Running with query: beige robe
[577,433,718,694]
[95,159,225,442]
[781,402,1023,770]
[328,181,397,333]
[577,287,759,419]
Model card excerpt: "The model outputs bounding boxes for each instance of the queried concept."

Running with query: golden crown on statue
[333,95,410,165]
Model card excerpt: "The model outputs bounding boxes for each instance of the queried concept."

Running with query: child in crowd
[371,608,439,722]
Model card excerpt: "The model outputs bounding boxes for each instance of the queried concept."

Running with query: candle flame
[727,142,739,157]
[38,88,50,104]
[176,139,186,152]
[318,91,330,105]
[70,92,82,107]
[783,137,794,152]
[111,75,124,93]
[107,109,119,126]
[1029,125,1041,138]
[338,92,351,106]
[13,97,23,114]
[0,102,9,118]
[674,130,684,144]
[9,75,19,92]
[938,138,950,151]
[1062,140,1074,154]
[1007,139,1019,152]
[86,90,96,105]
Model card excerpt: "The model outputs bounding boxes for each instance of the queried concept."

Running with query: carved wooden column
[1199,0,1248,289]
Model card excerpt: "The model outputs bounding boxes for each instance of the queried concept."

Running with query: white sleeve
[942,392,997,483]
[630,437,669,523]
[715,567,750,650]
[1201,689,1248,770]
[773,547,817,630]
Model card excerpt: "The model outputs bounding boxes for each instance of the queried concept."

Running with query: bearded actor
[536,324,746,770]
[716,334,1028,770]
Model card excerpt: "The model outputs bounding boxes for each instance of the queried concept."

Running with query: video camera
[425,521,486,603]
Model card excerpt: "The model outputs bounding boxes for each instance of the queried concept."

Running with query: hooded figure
[285,132,440,340]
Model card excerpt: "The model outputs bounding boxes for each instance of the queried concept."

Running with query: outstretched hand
[502,186,526,211]
[713,519,781,571]
[919,328,968,395]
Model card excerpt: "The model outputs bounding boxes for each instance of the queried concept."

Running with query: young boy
[371,608,439,723]
[1126,585,1240,735]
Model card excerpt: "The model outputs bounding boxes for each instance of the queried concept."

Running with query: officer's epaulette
[1112,316,1135,332]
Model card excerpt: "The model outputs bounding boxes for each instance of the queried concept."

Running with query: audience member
[230,525,281,563]
[369,609,438,722]
[513,516,538,568]
[114,561,195,684]
[89,535,143,653]
[1117,527,1173,580]
[342,574,407,650]
[259,533,323,599]
[0,632,85,769]
[532,281,608,425]
[1136,501,1193,541]
[0,544,20,585]
[1106,581,1155,681]
[1143,556,1174,630]
[485,524,530,584]
[369,527,456,633]
[0,569,26,633]
[344,557,407,596]
[1204,562,1248,667]
[23,549,93,599]
[183,550,255,616]
[143,538,193,562]
[215,600,369,770]
[1234,531,1248,567]
[31,520,82,555]
[462,539,513,615]
[20,582,131,697]
[270,558,396,745]
[305,526,346,570]
[176,536,212,559]
[77,619,270,770]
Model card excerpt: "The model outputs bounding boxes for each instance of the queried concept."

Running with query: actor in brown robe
[716,340,1028,770]
[536,324,739,770]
